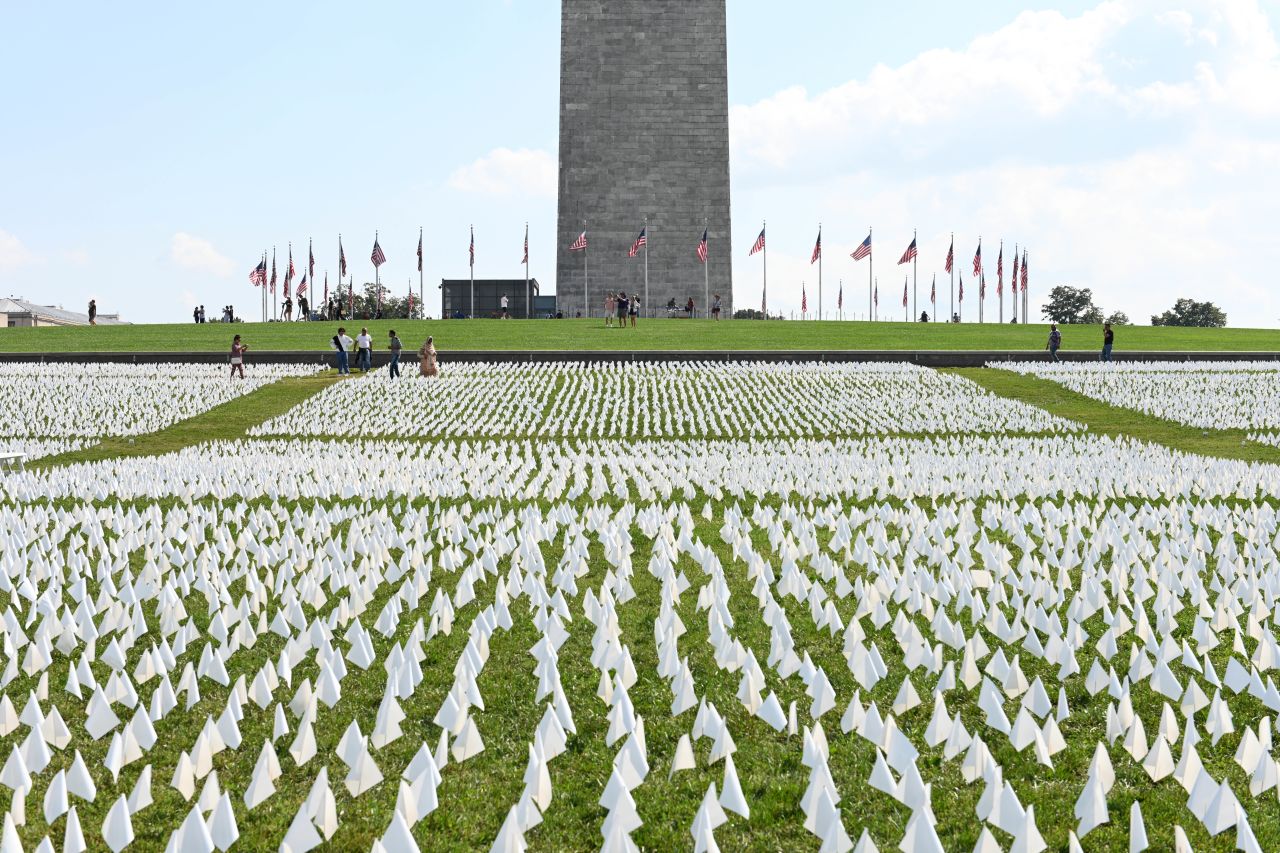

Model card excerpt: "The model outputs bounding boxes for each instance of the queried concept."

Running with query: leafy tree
[1041,286,1102,324]
[330,282,424,320]
[733,308,773,320]
[1150,298,1227,328]
[1105,311,1131,326]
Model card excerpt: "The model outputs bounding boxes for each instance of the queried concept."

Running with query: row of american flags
[248,233,424,316]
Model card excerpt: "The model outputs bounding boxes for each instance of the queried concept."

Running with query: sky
[2,0,1278,326]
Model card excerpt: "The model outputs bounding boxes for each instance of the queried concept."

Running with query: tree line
[1041,286,1226,327]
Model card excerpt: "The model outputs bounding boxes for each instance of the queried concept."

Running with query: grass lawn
[3,318,1279,353]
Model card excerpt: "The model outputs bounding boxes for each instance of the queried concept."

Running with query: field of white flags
[993,361,1280,437]
[0,364,322,457]
[4,360,1280,851]
[250,362,1077,438]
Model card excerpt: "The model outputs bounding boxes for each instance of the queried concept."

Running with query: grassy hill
[2,318,1277,353]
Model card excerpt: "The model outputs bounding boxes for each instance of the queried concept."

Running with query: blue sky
[2,0,1278,326]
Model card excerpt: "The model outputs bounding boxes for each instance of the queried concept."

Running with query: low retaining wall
[2,350,1278,367]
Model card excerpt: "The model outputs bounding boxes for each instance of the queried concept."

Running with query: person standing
[711,294,722,321]
[356,327,372,372]
[629,293,640,328]
[283,296,293,322]
[388,329,403,378]
[419,335,438,377]
[332,327,353,374]
[88,299,97,326]
[299,295,309,321]
[617,291,629,328]
[1101,322,1114,362]
[1047,324,1062,362]
[193,306,200,324]
[500,293,510,320]
[604,292,615,328]
[230,334,247,380]
[686,296,695,317]
[199,305,206,324]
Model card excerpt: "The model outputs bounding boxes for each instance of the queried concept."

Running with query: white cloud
[448,148,556,197]
[170,232,233,278]
[727,0,1280,327]
[0,230,37,274]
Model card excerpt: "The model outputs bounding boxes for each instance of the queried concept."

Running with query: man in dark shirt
[1047,324,1062,362]
[388,330,403,379]
[1102,323,1114,362]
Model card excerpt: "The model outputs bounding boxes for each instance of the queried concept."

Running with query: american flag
[297,274,308,296]
[851,234,871,261]
[285,247,294,298]
[810,230,821,264]
[570,231,588,252]
[308,241,314,281]
[371,237,386,268]
[945,240,954,274]
[248,258,266,286]
[801,282,807,314]
[417,229,423,273]
[408,286,414,316]
[898,238,917,265]
[323,273,328,307]
[930,276,936,307]
[959,272,965,302]
[470,227,475,267]
[697,228,708,264]
[1021,252,1028,292]
[628,227,647,258]
[749,226,765,256]
[837,281,843,310]
[902,278,908,307]
[997,247,1004,296]
[972,242,982,277]
[874,283,878,306]
[270,254,277,293]
[339,238,347,278]
[979,271,985,298]
[522,224,528,265]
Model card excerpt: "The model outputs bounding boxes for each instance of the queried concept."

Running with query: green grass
[957,367,1280,464]
[3,319,1279,353]
[34,372,344,468]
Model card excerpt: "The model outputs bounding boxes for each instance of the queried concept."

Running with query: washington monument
[556,1,733,318]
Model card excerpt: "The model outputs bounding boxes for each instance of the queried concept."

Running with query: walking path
[957,367,1280,465]
[34,372,345,468]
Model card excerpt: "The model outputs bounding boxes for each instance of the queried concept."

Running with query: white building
[0,297,126,328]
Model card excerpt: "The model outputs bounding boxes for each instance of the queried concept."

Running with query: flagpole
[817,224,823,322]
[418,227,424,321]
[525,223,531,319]
[583,222,589,320]
[644,216,650,320]
[868,227,873,323]
[1010,243,1017,323]
[762,220,768,319]
[912,229,918,322]
[702,217,708,319]
[470,225,475,320]
[949,233,955,325]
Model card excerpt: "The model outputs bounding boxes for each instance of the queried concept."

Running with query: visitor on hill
[1102,322,1114,362]
[617,291,629,328]
[199,305,206,323]
[229,334,247,381]
[1047,324,1062,362]
[712,294,722,321]
[920,311,930,323]
[629,293,640,328]
[88,299,97,326]
[332,327,353,375]
[356,327,372,372]
[193,306,200,324]
[419,336,438,377]
[388,330,403,379]
[686,296,695,317]
[283,296,293,322]
[299,295,309,321]
[501,293,510,320]
[604,292,616,327]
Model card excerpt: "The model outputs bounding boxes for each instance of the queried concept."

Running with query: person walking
[356,327,372,372]
[283,296,293,322]
[1101,322,1114,362]
[331,327,353,375]
[88,299,97,326]
[229,334,247,380]
[500,294,510,320]
[1047,324,1062,362]
[388,329,403,378]
[419,335,438,377]
[629,293,640,328]
[299,295,309,321]
[604,292,615,327]
[711,294,722,321]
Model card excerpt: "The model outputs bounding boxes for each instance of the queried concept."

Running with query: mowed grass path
[34,372,344,468]
[4,318,1280,353]
[957,367,1280,465]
